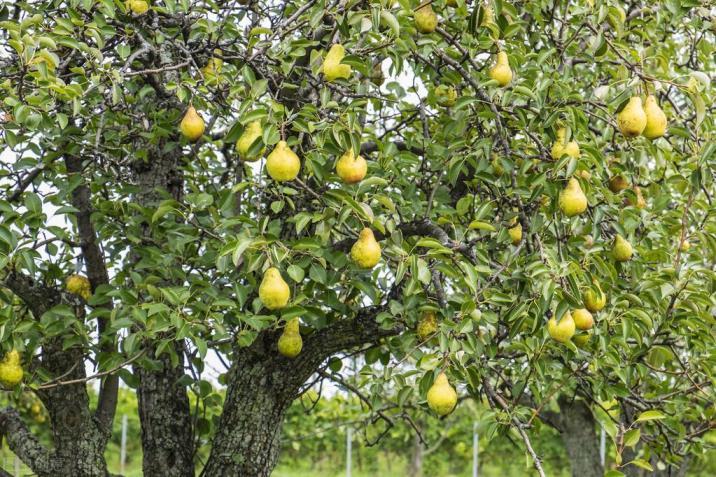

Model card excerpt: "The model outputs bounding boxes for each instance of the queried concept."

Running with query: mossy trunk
[556,397,604,477]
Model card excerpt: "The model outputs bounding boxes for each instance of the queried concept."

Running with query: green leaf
[635,410,665,423]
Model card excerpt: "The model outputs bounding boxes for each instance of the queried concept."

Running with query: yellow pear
[435,84,458,107]
[180,105,205,142]
[266,141,301,182]
[642,95,667,139]
[336,149,367,184]
[427,372,458,416]
[508,222,522,245]
[612,234,633,262]
[617,96,647,137]
[558,178,588,217]
[417,310,438,341]
[551,128,579,159]
[322,44,352,82]
[415,2,438,34]
[277,318,302,358]
[236,121,264,162]
[679,239,690,252]
[583,282,606,313]
[350,228,381,269]
[66,274,92,300]
[489,51,512,87]
[626,186,646,209]
[572,308,594,330]
[0,350,23,388]
[258,267,290,310]
[547,312,576,343]
[608,175,629,193]
[126,0,149,15]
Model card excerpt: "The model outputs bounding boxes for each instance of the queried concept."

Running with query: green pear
[489,51,512,87]
[415,2,438,34]
[277,318,302,358]
[547,312,576,343]
[417,310,438,341]
[266,141,301,182]
[558,178,588,216]
[259,267,290,310]
[642,95,667,139]
[350,228,381,269]
[617,97,647,137]
[572,308,594,330]
[583,282,606,312]
[236,121,264,162]
[612,234,633,262]
[0,350,23,388]
[180,105,205,142]
[427,372,457,416]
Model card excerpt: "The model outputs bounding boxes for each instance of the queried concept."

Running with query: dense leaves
[0,0,713,476]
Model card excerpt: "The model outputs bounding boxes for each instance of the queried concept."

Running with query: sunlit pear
[679,239,691,252]
[0,350,23,388]
[572,308,594,330]
[612,234,633,262]
[564,140,580,159]
[508,221,522,245]
[335,149,367,184]
[489,51,512,87]
[277,318,302,358]
[266,141,301,182]
[258,267,290,310]
[617,96,647,137]
[547,312,576,343]
[558,178,588,217]
[583,282,606,313]
[481,5,496,27]
[180,105,205,142]
[573,331,592,348]
[350,228,381,269]
[322,44,352,82]
[236,121,264,162]
[417,310,438,341]
[608,174,629,193]
[66,274,92,300]
[126,0,149,15]
[434,84,458,107]
[415,2,438,34]
[577,169,591,180]
[626,186,646,209]
[642,95,667,139]
[427,372,458,417]
[550,128,567,160]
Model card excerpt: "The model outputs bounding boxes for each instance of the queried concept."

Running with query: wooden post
[472,423,479,477]
[346,427,352,477]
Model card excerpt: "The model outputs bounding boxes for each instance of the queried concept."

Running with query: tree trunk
[407,432,424,477]
[202,307,402,476]
[555,396,604,477]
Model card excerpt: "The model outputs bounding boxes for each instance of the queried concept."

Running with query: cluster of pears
[258,268,304,358]
[427,372,458,417]
[66,274,92,300]
[617,94,667,139]
[547,282,607,345]
[551,127,580,160]
[0,350,23,388]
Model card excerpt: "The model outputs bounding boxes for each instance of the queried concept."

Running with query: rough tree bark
[201,307,401,476]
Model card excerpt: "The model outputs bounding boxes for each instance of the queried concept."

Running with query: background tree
[0,1,713,477]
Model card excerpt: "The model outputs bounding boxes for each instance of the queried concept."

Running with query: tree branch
[0,408,52,475]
